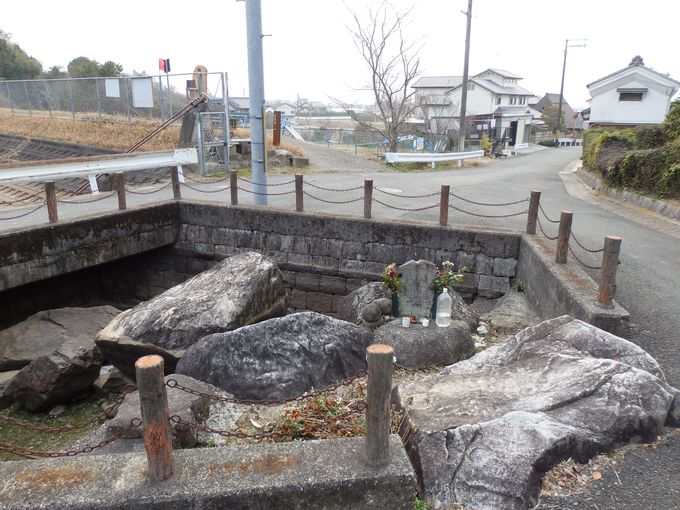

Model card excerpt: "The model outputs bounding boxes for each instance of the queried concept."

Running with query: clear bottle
[435,288,452,327]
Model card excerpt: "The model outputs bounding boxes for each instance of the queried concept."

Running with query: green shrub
[537,140,555,147]
[663,99,680,141]
[634,124,666,149]
[582,128,635,176]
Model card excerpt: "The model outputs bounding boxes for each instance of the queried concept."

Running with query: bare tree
[335,2,421,153]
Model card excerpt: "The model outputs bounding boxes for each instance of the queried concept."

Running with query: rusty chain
[539,203,560,223]
[239,186,295,197]
[305,182,363,192]
[0,386,136,433]
[568,245,602,270]
[238,176,296,187]
[57,192,117,204]
[166,370,367,406]
[303,191,364,204]
[449,204,528,218]
[0,202,46,220]
[570,231,604,254]
[374,188,439,199]
[125,182,172,195]
[537,217,558,241]
[372,198,440,212]
[181,182,230,193]
[0,419,142,459]
[449,191,530,207]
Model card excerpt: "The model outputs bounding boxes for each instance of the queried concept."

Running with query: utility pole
[245,0,268,205]
[556,38,586,140]
[458,0,473,157]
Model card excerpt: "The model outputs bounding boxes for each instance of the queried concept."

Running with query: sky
[2,0,679,109]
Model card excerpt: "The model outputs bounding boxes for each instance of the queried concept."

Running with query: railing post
[170,167,181,200]
[555,210,573,263]
[295,173,304,212]
[45,181,58,223]
[115,172,126,211]
[229,171,238,205]
[439,184,450,226]
[135,355,174,482]
[526,189,541,234]
[364,344,394,469]
[596,236,622,308]
[364,179,373,219]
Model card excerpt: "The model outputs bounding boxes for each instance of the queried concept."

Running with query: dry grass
[233,128,303,157]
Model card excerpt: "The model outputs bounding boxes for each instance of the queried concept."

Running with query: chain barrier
[303,191,364,204]
[239,186,295,197]
[166,370,367,406]
[570,231,604,254]
[0,202,46,220]
[125,182,172,195]
[537,217,558,241]
[539,203,560,224]
[57,192,117,204]
[0,419,142,459]
[306,182,364,193]
[238,176,296,187]
[181,182,230,193]
[184,173,230,184]
[568,245,602,270]
[449,192,530,207]
[372,198,440,212]
[374,188,439,199]
[449,204,528,219]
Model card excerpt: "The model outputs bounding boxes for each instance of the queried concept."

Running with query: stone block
[319,276,346,295]
[265,233,282,252]
[475,254,495,275]
[457,273,480,295]
[325,239,345,257]
[341,241,364,259]
[288,253,311,266]
[296,273,321,292]
[340,259,365,272]
[306,292,333,313]
[308,237,328,257]
[288,289,307,309]
[290,156,310,167]
[494,257,517,277]
[364,261,387,275]
[293,236,311,255]
[456,251,477,271]
[477,275,510,298]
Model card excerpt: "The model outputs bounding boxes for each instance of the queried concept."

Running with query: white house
[271,102,297,117]
[586,56,680,127]
[412,68,535,147]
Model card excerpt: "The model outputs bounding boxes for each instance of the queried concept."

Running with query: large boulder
[395,316,680,510]
[5,338,103,412]
[336,282,386,324]
[0,370,19,409]
[177,312,374,400]
[96,252,287,378]
[449,289,479,331]
[0,306,120,371]
[375,319,474,369]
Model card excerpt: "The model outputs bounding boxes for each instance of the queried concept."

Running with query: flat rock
[5,338,103,412]
[449,289,479,330]
[375,319,474,369]
[481,290,541,331]
[0,306,120,371]
[395,316,680,510]
[336,282,386,324]
[177,312,374,400]
[96,252,287,378]
[398,260,435,318]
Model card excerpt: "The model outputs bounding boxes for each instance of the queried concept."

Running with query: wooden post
[170,167,181,200]
[439,184,450,226]
[135,355,174,482]
[295,174,304,212]
[115,172,126,211]
[273,111,281,147]
[45,181,58,223]
[555,210,573,263]
[364,344,394,469]
[596,236,622,308]
[526,189,541,234]
[364,179,373,219]
[229,171,238,205]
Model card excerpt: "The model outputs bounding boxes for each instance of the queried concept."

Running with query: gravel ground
[282,137,392,173]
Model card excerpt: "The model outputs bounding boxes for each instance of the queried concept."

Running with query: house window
[509,96,517,105]
[619,92,643,101]
[519,97,526,105]
[496,96,502,105]
[467,83,475,90]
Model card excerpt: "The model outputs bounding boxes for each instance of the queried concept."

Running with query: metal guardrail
[0,149,197,193]
[385,150,484,164]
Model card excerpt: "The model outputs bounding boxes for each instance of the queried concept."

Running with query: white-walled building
[586,56,679,127]
[412,68,535,146]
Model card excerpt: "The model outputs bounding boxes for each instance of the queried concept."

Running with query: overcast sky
[3,0,679,109]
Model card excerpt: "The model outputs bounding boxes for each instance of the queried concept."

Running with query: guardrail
[0,149,197,194]
[385,150,484,167]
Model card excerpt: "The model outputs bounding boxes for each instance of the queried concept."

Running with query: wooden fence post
[135,355,174,482]
[295,174,304,212]
[115,172,126,211]
[45,181,58,223]
[230,171,238,206]
[170,167,181,200]
[364,179,373,219]
[364,344,394,469]
[439,184,450,226]
[526,189,541,234]
[273,111,282,147]
[555,210,573,263]
[596,236,622,308]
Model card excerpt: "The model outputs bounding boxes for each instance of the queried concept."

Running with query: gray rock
[493,257,517,277]
[449,289,479,330]
[482,290,541,331]
[475,253,494,275]
[375,298,392,315]
[177,312,374,400]
[395,316,680,510]
[336,282,386,323]
[93,365,135,395]
[398,260,435,318]
[361,302,383,323]
[375,319,474,370]
[0,370,19,409]
[5,338,103,412]
[0,306,120,371]
[96,252,287,378]
[477,274,510,298]
[104,374,242,448]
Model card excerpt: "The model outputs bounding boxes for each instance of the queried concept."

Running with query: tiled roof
[587,60,680,88]
[477,68,523,79]
[412,76,463,88]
